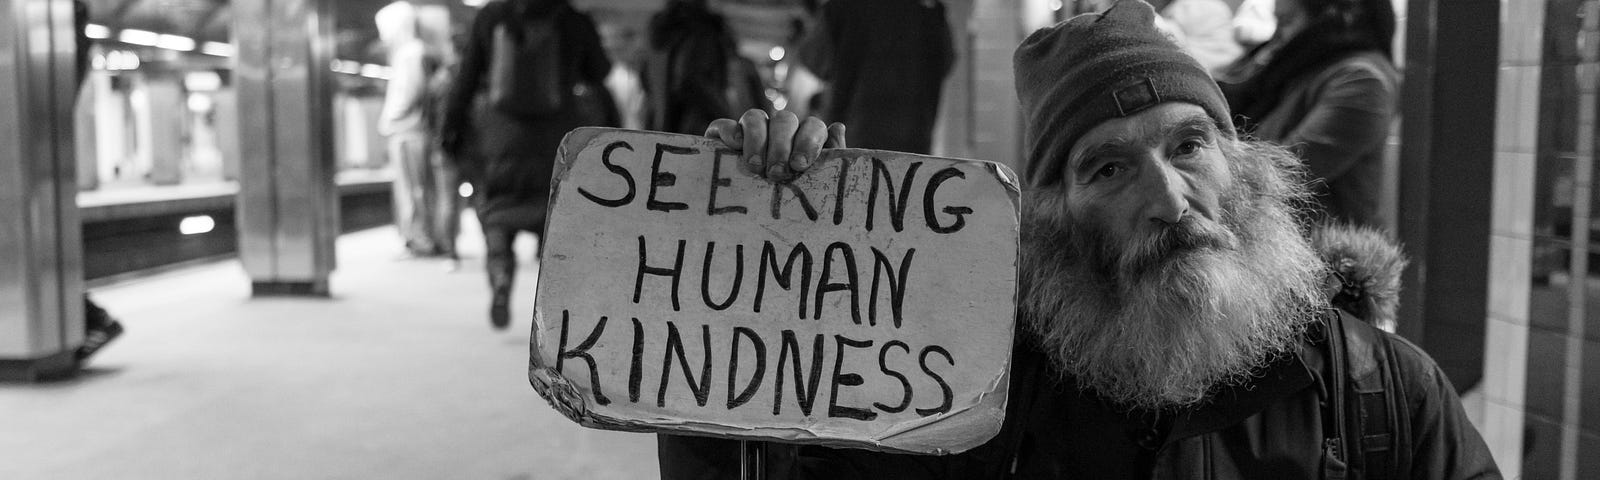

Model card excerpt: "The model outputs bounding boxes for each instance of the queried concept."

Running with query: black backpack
[487,6,563,119]
[1317,308,1410,480]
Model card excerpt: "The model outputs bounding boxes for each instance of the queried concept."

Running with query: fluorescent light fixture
[156,34,195,51]
[462,0,487,6]
[84,24,110,39]
[200,42,234,57]
[360,63,391,80]
[179,215,215,235]
[118,29,160,46]
[331,60,363,74]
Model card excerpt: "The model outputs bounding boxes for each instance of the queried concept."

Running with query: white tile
[1482,399,1526,480]
[1487,235,1533,320]
[1483,315,1530,407]
[1493,151,1536,237]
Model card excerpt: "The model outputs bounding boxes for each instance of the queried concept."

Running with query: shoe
[77,319,124,361]
[490,292,510,330]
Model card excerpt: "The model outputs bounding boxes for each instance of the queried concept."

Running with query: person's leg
[430,147,463,265]
[78,295,123,361]
[483,225,517,329]
[392,132,436,255]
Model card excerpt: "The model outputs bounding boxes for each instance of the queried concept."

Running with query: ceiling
[83,0,812,64]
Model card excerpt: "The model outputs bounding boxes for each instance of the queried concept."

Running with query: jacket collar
[1165,336,1320,442]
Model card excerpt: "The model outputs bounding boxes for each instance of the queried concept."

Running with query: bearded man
[657,1,1500,478]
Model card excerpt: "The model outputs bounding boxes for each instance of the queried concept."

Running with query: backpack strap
[1320,308,1406,480]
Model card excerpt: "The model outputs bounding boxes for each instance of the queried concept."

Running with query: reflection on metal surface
[234,0,338,294]
[0,0,85,363]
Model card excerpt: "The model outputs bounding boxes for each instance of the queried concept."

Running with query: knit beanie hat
[1013,0,1234,187]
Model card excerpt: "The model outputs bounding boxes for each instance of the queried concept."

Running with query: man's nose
[1141,162,1190,224]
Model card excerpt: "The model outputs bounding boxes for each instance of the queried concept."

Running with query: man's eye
[1174,138,1208,157]
[1094,164,1123,179]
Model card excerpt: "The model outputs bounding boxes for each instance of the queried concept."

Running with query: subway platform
[0,222,659,480]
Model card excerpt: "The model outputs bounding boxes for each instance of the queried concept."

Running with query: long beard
[1019,140,1327,410]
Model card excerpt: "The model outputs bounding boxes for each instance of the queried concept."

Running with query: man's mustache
[1113,218,1236,277]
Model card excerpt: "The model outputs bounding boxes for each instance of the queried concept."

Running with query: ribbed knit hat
[1013,0,1234,187]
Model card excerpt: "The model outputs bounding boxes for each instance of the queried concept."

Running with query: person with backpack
[439,0,617,330]
[659,2,1501,478]
[641,0,763,136]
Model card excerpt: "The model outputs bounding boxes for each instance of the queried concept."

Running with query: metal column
[233,0,339,296]
[0,0,85,380]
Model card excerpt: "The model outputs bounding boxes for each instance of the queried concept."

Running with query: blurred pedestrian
[642,0,763,135]
[797,0,954,155]
[417,4,463,270]
[1232,0,1276,48]
[1150,0,1243,74]
[1217,0,1399,229]
[377,1,450,258]
[439,0,617,330]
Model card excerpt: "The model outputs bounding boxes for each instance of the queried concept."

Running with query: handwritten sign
[529,128,1019,455]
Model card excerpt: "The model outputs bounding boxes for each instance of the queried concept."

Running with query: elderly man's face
[1060,103,1233,277]
[1019,102,1325,409]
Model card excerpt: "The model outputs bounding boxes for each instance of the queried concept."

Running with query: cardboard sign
[530,128,1019,455]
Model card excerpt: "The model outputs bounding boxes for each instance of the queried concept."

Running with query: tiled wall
[1488,0,1542,472]
[1495,0,1600,478]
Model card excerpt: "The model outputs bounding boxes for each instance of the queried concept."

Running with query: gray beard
[1018,142,1327,410]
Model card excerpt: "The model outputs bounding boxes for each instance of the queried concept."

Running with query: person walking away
[642,0,761,135]
[438,0,617,330]
[377,1,449,258]
[1217,0,1399,229]
[797,0,954,155]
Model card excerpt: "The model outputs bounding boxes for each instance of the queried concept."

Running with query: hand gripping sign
[530,128,1019,455]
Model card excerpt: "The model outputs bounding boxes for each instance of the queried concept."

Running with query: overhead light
[84,24,110,39]
[360,63,391,80]
[179,215,215,235]
[156,34,195,52]
[117,29,159,46]
[331,60,363,74]
[200,42,234,57]
[768,46,785,62]
[462,0,487,6]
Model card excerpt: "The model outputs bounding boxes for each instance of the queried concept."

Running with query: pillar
[233,0,339,296]
[0,0,84,381]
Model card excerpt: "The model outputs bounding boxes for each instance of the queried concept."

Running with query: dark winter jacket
[657,226,1499,479]
[1219,7,1400,230]
[440,0,614,230]
[797,0,955,155]
[642,1,747,135]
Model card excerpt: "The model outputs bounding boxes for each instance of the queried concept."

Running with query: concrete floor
[0,224,660,480]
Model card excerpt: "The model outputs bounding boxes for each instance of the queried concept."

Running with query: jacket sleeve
[1388,337,1503,479]
[657,434,971,480]
[1281,57,1397,183]
[440,2,500,147]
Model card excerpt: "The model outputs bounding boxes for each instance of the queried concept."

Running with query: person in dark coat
[797,0,954,155]
[1217,0,1400,229]
[664,1,1500,478]
[642,0,757,135]
[439,0,616,329]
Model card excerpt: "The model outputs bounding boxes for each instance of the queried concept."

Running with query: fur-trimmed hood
[1310,224,1408,332]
